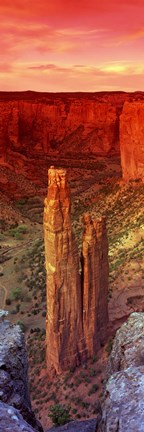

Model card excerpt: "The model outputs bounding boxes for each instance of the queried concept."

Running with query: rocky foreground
[1,313,144,431]
[98,312,144,431]
[0,319,42,432]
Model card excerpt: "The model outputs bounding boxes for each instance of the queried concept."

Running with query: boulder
[0,401,37,432]
[47,418,97,432]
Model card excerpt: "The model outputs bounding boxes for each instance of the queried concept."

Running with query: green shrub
[16,303,20,312]
[106,339,113,355]
[89,368,96,377]
[12,231,23,240]
[6,298,11,305]
[88,384,99,395]
[9,224,28,239]
[16,320,26,332]
[11,287,23,301]
[16,198,27,207]
[16,224,28,234]
[42,310,46,317]
[0,219,6,231]
[48,403,71,426]
[92,354,98,363]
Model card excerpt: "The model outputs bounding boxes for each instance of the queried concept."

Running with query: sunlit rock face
[0,94,122,167]
[94,217,109,339]
[120,102,144,180]
[44,167,85,374]
[82,215,109,355]
[44,167,109,374]
[1,91,144,185]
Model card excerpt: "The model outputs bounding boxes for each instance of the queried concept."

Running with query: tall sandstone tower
[82,214,109,356]
[44,166,86,373]
[44,166,109,374]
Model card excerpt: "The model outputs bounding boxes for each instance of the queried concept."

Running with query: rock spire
[44,166,109,374]
[44,166,85,373]
[81,214,109,355]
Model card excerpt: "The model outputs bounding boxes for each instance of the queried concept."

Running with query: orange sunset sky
[1,0,144,92]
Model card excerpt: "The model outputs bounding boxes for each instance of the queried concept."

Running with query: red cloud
[0,0,144,91]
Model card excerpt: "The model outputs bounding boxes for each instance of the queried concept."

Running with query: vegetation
[16,320,26,332]
[11,287,23,301]
[8,224,28,239]
[48,403,71,426]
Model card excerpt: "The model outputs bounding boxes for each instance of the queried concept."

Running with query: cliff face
[0,98,119,165]
[0,320,42,432]
[120,102,144,180]
[0,91,144,186]
[81,215,108,355]
[98,313,144,432]
[44,167,109,374]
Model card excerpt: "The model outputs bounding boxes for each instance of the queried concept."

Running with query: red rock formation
[94,218,109,338]
[120,102,144,180]
[1,91,144,185]
[44,167,109,373]
[44,166,86,373]
[81,215,109,355]
[0,92,125,167]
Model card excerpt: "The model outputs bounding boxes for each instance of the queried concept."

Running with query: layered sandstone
[0,98,118,164]
[0,91,129,168]
[120,101,144,180]
[44,167,109,373]
[44,167,85,373]
[82,215,109,355]
[95,217,109,337]
[1,91,144,187]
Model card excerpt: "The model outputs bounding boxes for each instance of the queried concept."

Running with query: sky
[1,0,144,92]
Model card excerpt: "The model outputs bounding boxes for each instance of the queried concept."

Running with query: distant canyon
[0,91,144,183]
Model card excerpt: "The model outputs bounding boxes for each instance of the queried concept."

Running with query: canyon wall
[120,101,144,180]
[1,91,144,199]
[0,97,119,165]
[44,167,109,374]
[1,91,144,184]
[1,90,139,167]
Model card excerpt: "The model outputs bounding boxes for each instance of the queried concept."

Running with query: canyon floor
[0,155,144,430]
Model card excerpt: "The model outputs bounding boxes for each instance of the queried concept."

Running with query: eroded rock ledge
[98,313,144,431]
[0,320,43,432]
[0,401,37,432]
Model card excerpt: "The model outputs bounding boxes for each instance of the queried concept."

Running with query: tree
[48,403,71,426]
